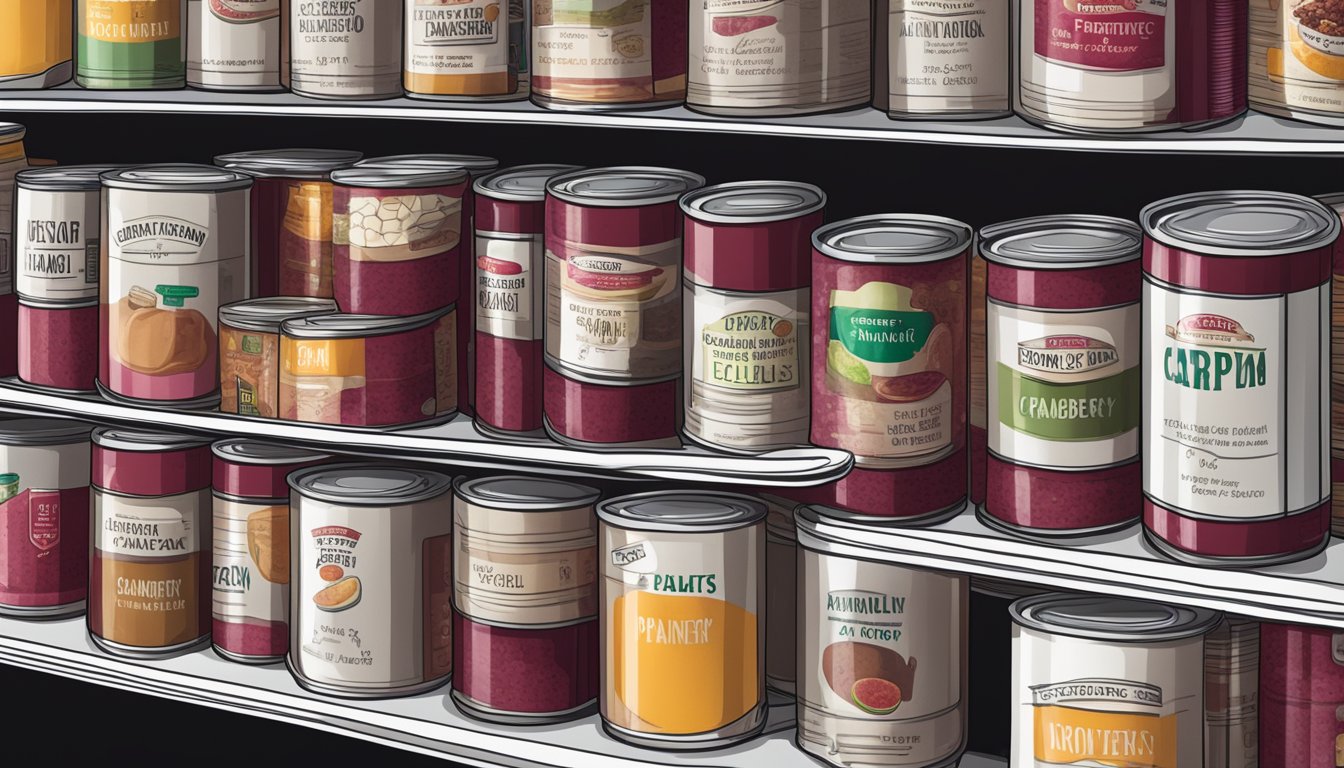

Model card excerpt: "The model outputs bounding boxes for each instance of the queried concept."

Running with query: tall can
[287,0,402,99]
[1260,621,1344,768]
[77,0,186,88]
[1142,191,1337,565]
[404,0,518,100]
[1204,618,1259,768]
[598,492,767,749]
[1250,0,1344,126]
[187,0,282,90]
[1318,192,1344,536]
[875,0,1010,120]
[0,0,73,88]
[0,124,27,379]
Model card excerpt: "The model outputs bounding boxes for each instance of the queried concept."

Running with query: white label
[0,153,23,296]
[289,0,402,96]
[187,0,281,86]
[1250,0,1344,116]
[475,235,540,340]
[888,0,1009,113]
[212,498,288,627]
[533,1,652,82]
[16,189,100,300]
[95,490,206,558]
[406,0,510,76]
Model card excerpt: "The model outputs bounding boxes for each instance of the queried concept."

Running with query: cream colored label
[476,235,540,341]
[212,498,289,627]
[17,188,101,300]
[95,490,206,558]
[534,3,652,82]
[407,0,510,75]
[1250,0,1344,115]
[347,191,463,261]
[887,0,1009,113]
[188,0,281,84]
[289,0,402,95]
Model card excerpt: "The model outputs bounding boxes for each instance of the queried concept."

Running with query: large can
[287,464,455,698]
[1260,621,1344,768]
[1142,191,1337,565]
[187,0,282,90]
[219,296,338,418]
[0,1,72,88]
[1204,617,1259,768]
[287,0,402,99]
[978,216,1143,537]
[1319,192,1344,536]
[404,0,518,100]
[99,165,252,409]
[875,0,1009,120]
[77,0,186,89]
[795,504,969,768]
[0,124,27,379]
[809,215,970,520]
[598,492,767,749]
[1250,0,1344,126]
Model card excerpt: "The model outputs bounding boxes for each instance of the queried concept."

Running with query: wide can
[404,0,518,100]
[1250,0,1344,126]
[219,296,338,418]
[1260,621,1344,768]
[187,0,282,90]
[287,0,402,98]
[77,0,186,88]
[0,0,72,88]
[875,0,1009,119]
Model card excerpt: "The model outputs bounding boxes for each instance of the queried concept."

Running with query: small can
[1010,593,1221,768]
[687,0,871,116]
[77,0,186,89]
[451,475,601,724]
[1142,191,1338,565]
[810,215,971,520]
[795,504,969,768]
[404,0,518,100]
[1250,0,1344,126]
[0,0,72,88]
[1260,621,1344,768]
[219,296,339,418]
[978,215,1143,537]
[288,464,455,698]
[1319,192,1344,536]
[99,165,252,409]
[1204,617,1259,768]
[875,0,1009,119]
[0,419,93,619]
[680,181,824,453]
[211,439,328,664]
[761,493,798,696]
[187,0,282,91]
[473,164,582,436]
[287,0,402,99]
[0,124,28,379]
[598,491,767,749]
[89,427,214,658]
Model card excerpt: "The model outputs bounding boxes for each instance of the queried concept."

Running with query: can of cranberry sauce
[0,123,29,380]
[1260,621,1344,768]
[1143,191,1337,565]
[978,216,1143,537]
[1320,193,1344,536]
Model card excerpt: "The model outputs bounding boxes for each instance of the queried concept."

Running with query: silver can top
[211,439,330,466]
[597,491,767,533]
[281,306,453,339]
[102,164,253,193]
[454,475,602,510]
[979,215,1142,270]
[474,164,584,202]
[813,214,973,264]
[289,464,454,507]
[1142,191,1341,258]
[1010,593,1222,643]
[0,418,93,446]
[219,296,339,334]
[356,154,500,176]
[213,148,364,179]
[680,181,826,224]
[18,165,125,192]
[548,167,706,208]
[91,427,213,453]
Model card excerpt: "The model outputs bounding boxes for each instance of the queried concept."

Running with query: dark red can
[1261,621,1344,768]
[18,296,98,392]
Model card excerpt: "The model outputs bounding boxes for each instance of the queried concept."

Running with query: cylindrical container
[0,1,72,88]
[0,124,27,379]
[875,0,1009,119]
[970,251,988,505]
[77,0,186,89]
[89,428,213,658]
[1320,192,1344,536]
[19,297,100,392]
[213,149,364,298]
[287,464,455,698]
[99,165,252,409]
[1260,621,1344,768]
[404,0,517,100]
[687,0,870,116]
[287,0,402,99]
[543,167,706,448]
[1142,191,1337,565]
[473,164,582,436]
[598,492,767,749]
[978,216,1143,537]
[0,419,93,619]
[1015,0,1247,133]
[810,215,971,520]
[680,181,823,454]
[211,439,328,664]
[1204,618,1259,768]
[761,493,798,696]
[1010,593,1221,768]
[279,308,458,427]
[219,296,338,418]
[187,0,281,90]
[531,0,688,111]
[1250,0,1344,126]
[795,504,969,768]
[451,475,601,724]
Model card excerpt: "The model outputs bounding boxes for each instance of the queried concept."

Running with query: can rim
[101,164,253,192]
[0,418,93,445]
[0,123,25,140]
[356,154,500,176]
[91,426,213,453]
[679,180,827,224]
[453,475,602,510]
[547,166,707,207]
[210,438,331,466]
[1140,190,1341,258]
[330,166,468,188]
[812,214,973,264]
[17,165,125,191]
[17,294,99,310]
[542,355,681,387]
[1009,593,1222,642]
[219,297,339,333]
[280,305,454,339]
[288,463,454,506]
[212,148,364,179]
[474,164,585,202]
[597,491,767,532]
[978,215,1142,270]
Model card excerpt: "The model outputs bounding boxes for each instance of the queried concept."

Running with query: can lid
[474,164,584,202]
[289,464,453,506]
[356,154,500,176]
[0,418,93,445]
[1318,192,1344,210]
[219,296,339,333]
[597,491,766,532]
[101,164,253,192]
[18,294,99,310]
[978,215,1142,270]
[0,123,24,140]
[18,165,125,192]
[211,438,330,466]
[213,148,364,179]
[1141,191,1341,257]
[280,306,453,339]
[547,167,706,207]
[91,427,213,453]
[1010,593,1222,643]
[331,165,468,188]
[812,214,973,264]
[680,181,826,224]
[454,475,602,510]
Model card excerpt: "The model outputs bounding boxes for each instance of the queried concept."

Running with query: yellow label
[281,337,366,377]
[84,0,180,44]
[283,182,333,242]
[0,141,25,164]
[1033,706,1178,768]
[0,1,71,77]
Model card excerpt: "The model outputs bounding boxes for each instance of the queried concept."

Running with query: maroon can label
[1034,0,1166,71]
[0,439,90,611]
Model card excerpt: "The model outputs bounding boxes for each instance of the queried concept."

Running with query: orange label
[84,0,180,44]
[281,337,366,377]
[283,182,333,243]
[1033,705,1178,768]
[0,1,71,77]
[0,141,24,164]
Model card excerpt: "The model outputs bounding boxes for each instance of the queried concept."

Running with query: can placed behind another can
[1204,617,1259,768]
[404,0,517,100]
[1260,621,1344,768]
[187,0,282,91]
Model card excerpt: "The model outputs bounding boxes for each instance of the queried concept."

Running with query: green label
[241,335,263,355]
[155,284,200,308]
[829,307,933,364]
[701,310,797,392]
[996,363,1140,441]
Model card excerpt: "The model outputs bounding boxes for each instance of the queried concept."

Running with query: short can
[680,181,823,453]
[187,0,282,90]
[89,427,214,658]
[687,0,871,117]
[18,296,99,392]
[761,493,798,696]
[0,124,28,379]
[1204,617,1260,768]
[1250,0,1344,126]
[810,215,971,520]
[1142,191,1338,565]
[1260,621,1344,768]
[1010,593,1221,768]
[875,0,1009,120]
[219,296,339,418]
[211,439,328,664]
[1015,1,1247,133]
[1319,192,1344,536]
[0,1,72,88]
[0,419,93,619]
[404,0,518,100]
[978,215,1143,537]
[795,504,969,768]
[77,0,186,89]
[287,464,455,698]
[99,165,253,409]
[450,475,601,724]
[287,0,402,99]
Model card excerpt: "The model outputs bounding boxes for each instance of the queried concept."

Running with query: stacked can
[0,123,26,379]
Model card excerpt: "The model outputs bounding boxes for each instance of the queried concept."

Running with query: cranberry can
[1319,192,1344,536]
[1260,621,1344,768]
[1142,191,1337,565]
[0,124,28,379]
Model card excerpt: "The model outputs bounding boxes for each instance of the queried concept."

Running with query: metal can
[99,165,252,409]
[875,0,1009,119]
[0,124,27,380]
[287,464,455,698]
[187,0,281,90]
[404,0,518,100]
[970,250,988,505]
[1204,618,1259,768]
[795,504,969,768]
[219,296,338,418]
[680,181,823,453]
[77,0,186,89]
[287,0,402,99]
[1250,0,1344,126]
[1010,593,1221,768]
[761,493,798,696]
[598,491,767,749]
[1319,192,1344,536]
[978,215,1142,537]
[1260,621,1344,768]
[0,0,72,88]
[1142,191,1337,565]
[89,428,214,658]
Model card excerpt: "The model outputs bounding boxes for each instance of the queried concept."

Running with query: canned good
[680,181,823,453]
[0,419,93,619]
[978,216,1142,537]
[287,0,402,99]
[1010,593,1221,768]
[19,297,99,392]
[288,464,455,698]
[89,428,214,658]
[1142,191,1337,565]
[875,0,1009,119]
[211,439,328,664]
[1204,618,1259,768]
[99,165,252,409]
[1320,192,1344,536]
[404,0,518,100]
[795,505,969,768]
[687,0,870,116]
[77,0,186,89]
[187,0,281,90]
[0,1,72,88]
[970,251,988,505]
[1260,621,1344,768]
[219,296,338,418]
[809,215,970,519]
[0,124,27,379]
[1250,0,1344,126]
[1015,1,1247,132]
[451,475,601,724]
[761,493,797,696]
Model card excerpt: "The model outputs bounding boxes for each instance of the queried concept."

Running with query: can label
[289,0,401,96]
[78,0,184,85]
[1250,0,1344,116]
[221,326,278,417]
[406,0,512,94]
[347,189,463,263]
[212,497,288,646]
[83,0,180,43]
[280,181,336,297]
[476,234,541,341]
[0,441,90,608]
[532,0,654,102]
[0,1,72,82]
[887,0,1009,113]
[0,141,26,297]
[1034,0,1167,71]
[187,0,282,87]
[17,189,101,301]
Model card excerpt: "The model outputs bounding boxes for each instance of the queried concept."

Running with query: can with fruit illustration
[1250,0,1344,126]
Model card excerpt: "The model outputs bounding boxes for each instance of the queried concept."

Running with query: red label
[311,525,362,541]
[1034,0,1166,71]
[28,490,60,552]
